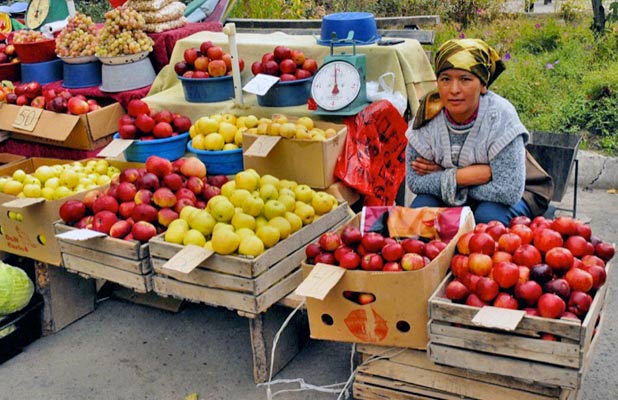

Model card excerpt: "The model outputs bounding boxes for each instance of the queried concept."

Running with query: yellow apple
[235,170,260,192]
[188,209,216,236]
[277,194,296,212]
[324,128,338,138]
[3,179,23,195]
[312,191,335,215]
[33,165,56,183]
[192,134,206,150]
[166,219,190,244]
[256,225,280,248]
[223,143,238,150]
[255,216,268,230]
[218,121,237,143]
[294,202,315,225]
[277,179,297,192]
[296,116,315,130]
[235,116,247,128]
[220,181,237,198]
[204,133,225,151]
[284,211,303,233]
[196,117,219,136]
[244,114,258,128]
[231,211,256,231]
[241,194,264,217]
[22,184,42,198]
[210,197,235,222]
[221,113,237,125]
[235,227,256,241]
[183,229,207,246]
[294,184,314,203]
[12,169,26,182]
[238,234,265,257]
[211,228,240,255]
[264,199,286,220]
[259,183,279,202]
[230,188,252,207]
[268,216,292,240]
[279,122,297,139]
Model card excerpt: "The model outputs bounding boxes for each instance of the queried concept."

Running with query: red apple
[400,252,426,271]
[119,168,140,184]
[382,261,403,272]
[152,187,177,208]
[207,175,229,188]
[319,232,341,252]
[469,232,496,255]
[425,240,446,260]
[333,244,353,262]
[136,172,160,191]
[153,122,173,138]
[564,235,589,258]
[162,173,184,191]
[92,210,118,234]
[202,185,221,202]
[290,49,305,66]
[580,264,606,290]
[118,124,137,139]
[510,215,531,226]
[339,251,361,269]
[497,233,522,254]
[92,194,119,214]
[492,251,512,264]
[467,252,493,277]
[361,253,383,271]
[183,48,199,65]
[595,241,615,262]
[295,68,312,80]
[544,278,571,300]
[59,199,87,223]
[301,58,318,74]
[381,242,404,262]
[567,291,593,318]
[456,232,474,255]
[131,203,159,223]
[206,46,224,60]
[533,228,563,253]
[279,59,297,74]
[475,277,499,302]
[445,280,469,302]
[261,60,279,76]
[513,244,542,267]
[174,61,189,76]
[399,238,424,255]
[360,232,384,253]
[544,247,574,273]
[134,189,153,205]
[172,116,192,133]
[465,293,487,308]
[305,242,321,260]
[118,201,136,219]
[565,267,593,293]
[537,293,566,319]
[127,99,150,117]
[510,223,533,244]
[175,187,197,203]
[135,113,155,133]
[199,40,213,54]
[529,263,554,285]
[67,97,89,115]
[185,176,204,196]
[486,221,507,241]
[493,292,519,309]
[251,61,262,76]
[75,215,94,230]
[131,221,158,242]
[518,265,530,284]
[273,46,291,61]
[551,216,578,237]
[450,254,469,278]
[460,273,481,292]
[115,182,138,203]
[575,223,592,241]
[109,220,132,239]
[514,280,543,306]
[493,261,520,289]
[157,208,179,227]
[314,251,336,266]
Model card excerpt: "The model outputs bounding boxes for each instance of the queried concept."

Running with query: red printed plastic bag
[335,100,409,206]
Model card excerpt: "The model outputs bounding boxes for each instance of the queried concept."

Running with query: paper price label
[243,74,280,96]
[12,106,43,132]
[244,135,281,158]
[56,229,107,241]
[295,263,345,300]
[160,244,214,274]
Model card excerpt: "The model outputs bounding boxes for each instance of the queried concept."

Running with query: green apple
[34,165,56,183]
[220,181,237,198]
[241,194,264,217]
[210,197,235,222]
[231,212,256,231]
[259,183,279,202]
[230,188,252,207]
[277,194,296,212]
[264,199,286,220]
[183,229,207,246]
[22,184,42,198]
[294,184,314,203]
[260,174,280,188]
[165,219,190,244]
[294,202,315,226]
[188,209,216,236]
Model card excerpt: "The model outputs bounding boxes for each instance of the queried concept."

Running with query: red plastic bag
[335,100,409,206]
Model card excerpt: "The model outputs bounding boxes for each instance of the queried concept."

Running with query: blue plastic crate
[257,76,313,107]
[114,132,189,162]
[179,75,235,103]
[187,140,243,175]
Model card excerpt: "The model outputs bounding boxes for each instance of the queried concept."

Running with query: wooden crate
[426,263,612,389]
[353,344,579,400]
[54,222,153,293]
[149,203,352,314]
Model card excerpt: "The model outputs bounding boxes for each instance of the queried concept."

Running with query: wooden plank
[250,305,309,383]
[111,287,183,312]
[354,379,453,399]
[357,359,562,400]
[427,343,581,389]
[58,240,151,274]
[62,253,152,293]
[149,203,349,278]
[428,321,581,368]
[232,28,435,44]
[357,345,564,397]
[34,261,96,335]
[152,268,302,314]
[54,222,148,259]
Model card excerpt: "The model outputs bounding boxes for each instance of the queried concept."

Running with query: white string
[257,300,408,399]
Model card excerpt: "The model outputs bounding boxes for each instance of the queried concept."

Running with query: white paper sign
[243,74,280,96]
[295,263,345,300]
[160,244,214,274]
[472,306,526,331]
[97,138,134,158]
[56,229,107,241]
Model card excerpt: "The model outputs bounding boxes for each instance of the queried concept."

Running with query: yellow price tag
[12,106,44,132]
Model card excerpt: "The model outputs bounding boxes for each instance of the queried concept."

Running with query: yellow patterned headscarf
[413,39,505,129]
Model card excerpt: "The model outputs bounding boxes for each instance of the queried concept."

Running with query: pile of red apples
[117,99,192,140]
[174,40,245,79]
[251,46,318,82]
[4,82,101,114]
[305,226,447,272]
[58,155,229,243]
[444,216,615,322]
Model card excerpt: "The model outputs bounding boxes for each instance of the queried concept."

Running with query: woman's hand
[412,157,443,176]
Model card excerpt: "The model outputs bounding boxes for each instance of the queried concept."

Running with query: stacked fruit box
[353,344,579,400]
[426,261,610,391]
[53,222,153,293]
[148,203,351,315]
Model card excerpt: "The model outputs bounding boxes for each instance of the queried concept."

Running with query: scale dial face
[26,0,51,30]
[311,60,362,111]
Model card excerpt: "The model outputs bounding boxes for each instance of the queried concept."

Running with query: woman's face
[437,69,487,123]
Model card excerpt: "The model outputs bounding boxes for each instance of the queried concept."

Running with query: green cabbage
[0,261,35,316]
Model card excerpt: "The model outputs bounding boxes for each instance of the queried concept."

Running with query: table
[145,31,437,122]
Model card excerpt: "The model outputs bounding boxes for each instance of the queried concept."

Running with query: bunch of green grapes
[55,12,99,57]
[96,6,153,57]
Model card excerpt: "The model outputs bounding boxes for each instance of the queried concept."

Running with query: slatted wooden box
[426,263,612,390]
[353,344,579,400]
[53,222,152,293]
[148,203,351,315]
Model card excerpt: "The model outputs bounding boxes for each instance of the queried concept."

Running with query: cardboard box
[0,157,142,265]
[0,153,26,167]
[242,121,346,189]
[301,210,474,349]
[0,103,125,150]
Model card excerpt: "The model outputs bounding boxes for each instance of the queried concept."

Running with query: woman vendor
[405,38,552,226]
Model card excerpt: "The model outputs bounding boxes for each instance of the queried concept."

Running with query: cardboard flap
[160,244,214,274]
[97,139,134,158]
[295,263,345,300]
[244,135,281,158]
[472,306,526,331]
[2,197,45,208]
[86,103,125,141]
[0,104,79,142]
[56,229,107,241]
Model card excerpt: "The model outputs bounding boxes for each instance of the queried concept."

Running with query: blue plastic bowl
[317,12,381,46]
[62,61,102,89]
[257,76,313,107]
[187,140,243,175]
[179,75,235,103]
[113,132,189,162]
